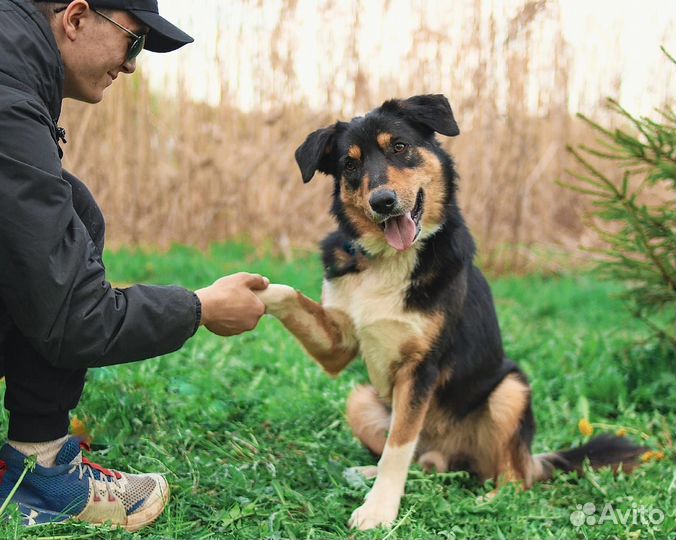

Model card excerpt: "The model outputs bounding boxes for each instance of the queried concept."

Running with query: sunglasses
[54,5,146,62]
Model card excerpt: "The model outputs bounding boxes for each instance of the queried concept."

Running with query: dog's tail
[532,434,649,482]
[346,385,391,457]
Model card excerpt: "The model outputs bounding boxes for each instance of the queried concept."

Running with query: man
[0,0,269,531]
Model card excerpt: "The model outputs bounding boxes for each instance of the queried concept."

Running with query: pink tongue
[384,213,417,251]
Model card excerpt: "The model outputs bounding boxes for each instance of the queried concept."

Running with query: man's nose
[121,57,137,74]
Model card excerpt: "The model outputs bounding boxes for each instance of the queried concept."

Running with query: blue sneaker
[0,437,169,531]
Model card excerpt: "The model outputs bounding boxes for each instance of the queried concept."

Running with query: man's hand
[195,273,269,336]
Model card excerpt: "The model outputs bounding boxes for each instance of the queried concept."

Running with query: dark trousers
[1,171,105,442]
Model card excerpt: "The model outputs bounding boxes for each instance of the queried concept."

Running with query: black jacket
[0,0,200,370]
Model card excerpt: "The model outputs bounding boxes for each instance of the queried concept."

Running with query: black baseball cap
[38,0,194,52]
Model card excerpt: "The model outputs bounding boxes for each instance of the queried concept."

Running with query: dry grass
[58,0,667,273]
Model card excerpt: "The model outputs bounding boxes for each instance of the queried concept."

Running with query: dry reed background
[59,0,674,273]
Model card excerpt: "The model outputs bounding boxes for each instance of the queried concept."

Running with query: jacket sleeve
[0,98,200,369]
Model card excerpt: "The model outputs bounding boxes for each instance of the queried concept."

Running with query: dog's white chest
[322,252,427,398]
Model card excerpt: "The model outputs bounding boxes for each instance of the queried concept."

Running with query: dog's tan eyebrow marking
[377,133,392,150]
[348,145,362,160]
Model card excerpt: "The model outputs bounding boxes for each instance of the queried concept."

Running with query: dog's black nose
[369,190,398,214]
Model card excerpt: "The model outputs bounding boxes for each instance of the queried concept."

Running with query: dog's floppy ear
[295,123,342,183]
[383,94,460,137]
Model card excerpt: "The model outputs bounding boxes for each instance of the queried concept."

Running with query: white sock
[8,435,71,467]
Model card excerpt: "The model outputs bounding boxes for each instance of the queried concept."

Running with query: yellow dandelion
[641,451,654,463]
[578,418,594,437]
[616,428,627,437]
[641,450,665,463]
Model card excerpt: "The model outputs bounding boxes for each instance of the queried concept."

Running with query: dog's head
[295,94,459,255]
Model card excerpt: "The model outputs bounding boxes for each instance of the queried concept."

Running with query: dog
[255,94,647,530]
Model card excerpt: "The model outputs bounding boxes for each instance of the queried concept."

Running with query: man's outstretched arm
[0,99,265,369]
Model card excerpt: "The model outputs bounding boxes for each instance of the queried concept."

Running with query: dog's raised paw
[254,284,296,315]
[348,499,399,531]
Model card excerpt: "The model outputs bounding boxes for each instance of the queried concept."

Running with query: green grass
[1,243,673,540]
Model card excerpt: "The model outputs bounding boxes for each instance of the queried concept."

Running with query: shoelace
[68,442,122,503]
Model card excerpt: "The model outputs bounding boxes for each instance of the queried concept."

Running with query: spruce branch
[562,53,676,345]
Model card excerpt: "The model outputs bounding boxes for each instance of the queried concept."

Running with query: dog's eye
[393,142,407,153]
[344,159,357,172]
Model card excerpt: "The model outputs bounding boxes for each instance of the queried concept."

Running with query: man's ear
[382,94,460,137]
[61,0,90,41]
[294,122,342,183]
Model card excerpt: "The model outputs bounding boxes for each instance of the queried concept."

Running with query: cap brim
[129,9,194,53]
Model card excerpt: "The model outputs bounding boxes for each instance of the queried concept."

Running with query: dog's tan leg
[348,363,435,530]
[255,284,358,375]
[346,385,390,456]
[474,373,534,500]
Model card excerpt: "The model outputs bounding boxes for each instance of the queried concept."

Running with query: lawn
[0,243,673,539]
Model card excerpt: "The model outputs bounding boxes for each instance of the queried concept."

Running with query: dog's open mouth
[379,189,425,251]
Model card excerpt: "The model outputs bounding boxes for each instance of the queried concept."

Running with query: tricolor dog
[256,95,645,530]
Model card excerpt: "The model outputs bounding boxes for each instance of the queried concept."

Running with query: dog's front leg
[348,362,436,530]
[255,284,358,376]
